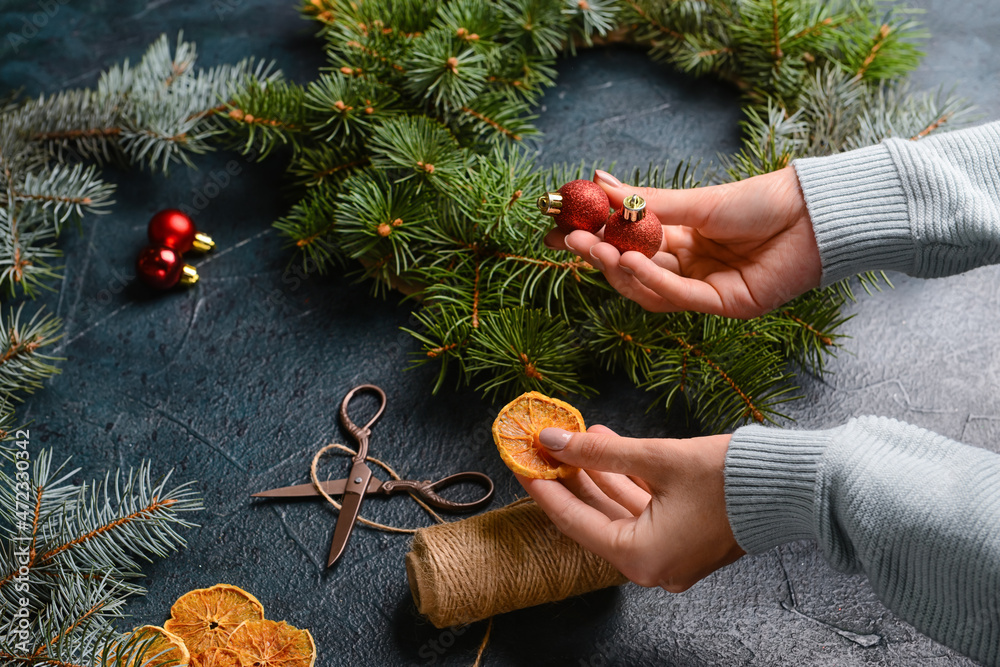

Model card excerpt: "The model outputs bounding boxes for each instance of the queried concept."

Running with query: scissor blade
[252,477,383,499]
[327,461,373,567]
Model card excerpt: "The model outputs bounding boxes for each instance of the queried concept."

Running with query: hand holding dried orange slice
[492,391,585,479]
[164,584,264,658]
[226,619,316,667]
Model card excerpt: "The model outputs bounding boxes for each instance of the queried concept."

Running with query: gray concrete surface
[1,0,998,665]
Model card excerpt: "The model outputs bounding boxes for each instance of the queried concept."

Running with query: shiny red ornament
[537,179,610,234]
[604,194,663,259]
[136,246,199,290]
[148,209,215,254]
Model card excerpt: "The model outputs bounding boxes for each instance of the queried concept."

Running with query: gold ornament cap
[537,192,564,216]
[622,194,646,223]
[179,264,199,286]
[192,232,215,252]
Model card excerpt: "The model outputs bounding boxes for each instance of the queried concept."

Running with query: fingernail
[588,248,604,271]
[563,237,576,251]
[538,428,571,451]
[620,264,634,276]
[594,169,622,188]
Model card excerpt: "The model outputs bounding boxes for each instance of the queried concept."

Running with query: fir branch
[853,23,891,79]
[466,307,593,399]
[367,115,466,188]
[404,306,472,393]
[666,328,766,423]
[622,0,685,41]
[0,306,62,401]
[460,106,522,140]
[499,0,572,58]
[0,443,201,666]
[403,30,490,109]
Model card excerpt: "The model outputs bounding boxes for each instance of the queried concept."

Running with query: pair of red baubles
[537,179,663,258]
[136,210,215,289]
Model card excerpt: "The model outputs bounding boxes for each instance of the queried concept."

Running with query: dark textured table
[3,1,999,665]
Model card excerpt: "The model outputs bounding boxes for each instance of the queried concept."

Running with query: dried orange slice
[226,619,316,667]
[192,648,244,667]
[492,391,585,479]
[164,584,264,658]
[115,625,190,667]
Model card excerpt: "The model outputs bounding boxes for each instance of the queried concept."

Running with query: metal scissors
[252,384,494,567]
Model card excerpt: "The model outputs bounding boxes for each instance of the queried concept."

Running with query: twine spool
[406,500,627,628]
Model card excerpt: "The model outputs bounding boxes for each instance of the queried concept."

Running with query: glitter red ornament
[537,179,610,234]
[136,246,199,290]
[604,194,663,259]
[148,209,215,254]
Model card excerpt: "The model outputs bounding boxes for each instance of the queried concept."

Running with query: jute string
[309,442,446,532]
[310,443,625,659]
[405,499,628,629]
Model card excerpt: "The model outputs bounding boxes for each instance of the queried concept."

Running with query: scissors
[252,384,495,567]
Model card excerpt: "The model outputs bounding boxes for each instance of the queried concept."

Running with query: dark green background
[2,1,999,664]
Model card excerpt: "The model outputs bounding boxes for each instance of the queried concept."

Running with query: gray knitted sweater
[726,121,1000,666]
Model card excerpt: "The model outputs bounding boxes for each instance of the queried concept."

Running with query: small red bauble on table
[148,209,215,254]
[603,193,662,258]
[536,179,610,234]
[136,246,199,290]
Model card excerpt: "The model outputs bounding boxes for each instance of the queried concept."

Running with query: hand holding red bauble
[136,246,199,290]
[537,179,610,234]
[603,193,663,258]
[148,209,215,254]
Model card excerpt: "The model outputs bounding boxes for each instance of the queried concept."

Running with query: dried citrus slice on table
[492,391,585,479]
[226,619,316,667]
[193,648,245,667]
[164,584,264,658]
[113,625,190,667]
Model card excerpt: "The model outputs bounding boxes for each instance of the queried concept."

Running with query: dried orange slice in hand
[114,625,190,667]
[492,391,585,479]
[164,584,264,658]
[226,619,316,667]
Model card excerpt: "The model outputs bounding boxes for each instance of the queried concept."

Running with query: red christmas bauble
[537,179,610,234]
[136,246,198,290]
[148,209,215,253]
[604,194,662,258]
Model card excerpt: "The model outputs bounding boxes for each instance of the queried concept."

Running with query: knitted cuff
[724,425,834,555]
[794,144,915,287]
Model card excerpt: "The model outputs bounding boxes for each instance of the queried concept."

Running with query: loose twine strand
[309,442,446,532]
[309,442,492,666]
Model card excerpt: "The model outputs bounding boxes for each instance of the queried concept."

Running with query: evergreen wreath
[0,1,976,663]
[217,0,971,430]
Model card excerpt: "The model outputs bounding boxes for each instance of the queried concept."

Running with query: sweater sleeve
[793,121,1000,286]
[725,417,1000,666]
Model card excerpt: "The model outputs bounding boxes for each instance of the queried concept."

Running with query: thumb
[538,427,656,475]
[593,169,723,229]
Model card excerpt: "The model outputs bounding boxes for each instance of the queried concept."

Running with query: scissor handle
[383,472,494,512]
[339,384,387,461]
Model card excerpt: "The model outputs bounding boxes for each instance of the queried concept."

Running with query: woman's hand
[515,425,745,592]
[546,167,822,319]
